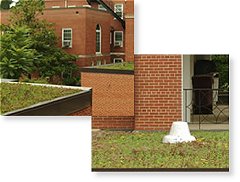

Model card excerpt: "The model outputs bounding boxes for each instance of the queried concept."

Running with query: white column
[182,55,194,122]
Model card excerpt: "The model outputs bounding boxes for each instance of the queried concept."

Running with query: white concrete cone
[162,121,196,143]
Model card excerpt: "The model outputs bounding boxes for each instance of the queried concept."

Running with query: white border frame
[114,3,124,19]
[96,24,101,54]
[114,31,124,47]
[62,28,72,48]
[113,58,124,64]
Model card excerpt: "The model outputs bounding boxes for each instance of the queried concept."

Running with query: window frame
[113,58,124,64]
[114,31,123,47]
[96,24,101,54]
[114,3,124,19]
[62,28,73,48]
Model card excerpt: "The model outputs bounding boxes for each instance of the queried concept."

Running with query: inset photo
[92,54,229,171]
[0,0,134,116]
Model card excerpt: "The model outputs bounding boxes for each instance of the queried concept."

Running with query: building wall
[92,116,134,129]
[42,8,87,55]
[45,0,88,8]
[124,0,134,62]
[134,55,182,130]
[81,72,134,116]
[0,0,134,67]
[81,71,134,129]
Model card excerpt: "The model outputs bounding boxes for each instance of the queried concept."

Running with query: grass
[92,130,229,169]
[96,62,134,70]
[0,82,81,114]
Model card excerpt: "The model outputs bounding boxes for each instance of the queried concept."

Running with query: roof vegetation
[0,82,80,114]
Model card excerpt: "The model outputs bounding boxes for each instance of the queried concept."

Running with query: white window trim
[52,6,60,8]
[62,28,72,48]
[96,25,101,54]
[113,58,123,64]
[98,4,107,11]
[114,31,123,47]
[68,5,76,8]
[114,4,123,19]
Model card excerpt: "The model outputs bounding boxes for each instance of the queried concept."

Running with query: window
[113,58,123,64]
[98,4,107,11]
[114,31,123,47]
[114,4,123,19]
[96,24,101,54]
[62,28,72,48]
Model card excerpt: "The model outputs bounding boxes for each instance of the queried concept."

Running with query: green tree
[0,25,37,78]
[0,0,13,10]
[0,0,78,81]
[10,0,44,27]
[212,55,229,90]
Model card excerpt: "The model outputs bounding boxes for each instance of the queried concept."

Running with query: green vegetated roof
[92,130,229,169]
[96,62,134,71]
[0,82,81,114]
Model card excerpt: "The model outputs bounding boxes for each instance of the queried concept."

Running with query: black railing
[183,89,229,128]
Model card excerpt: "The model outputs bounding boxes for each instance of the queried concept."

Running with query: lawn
[0,82,81,114]
[96,62,134,70]
[92,130,229,169]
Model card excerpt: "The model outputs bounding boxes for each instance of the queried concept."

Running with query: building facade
[0,0,134,67]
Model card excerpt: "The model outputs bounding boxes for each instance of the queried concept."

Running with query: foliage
[0,82,81,114]
[92,131,229,169]
[0,0,78,81]
[212,55,229,90]
[0,0,13,10]
[63,76,80,86]
[10,0,44,26]
[0,25,39,78]
[96,62,134,70]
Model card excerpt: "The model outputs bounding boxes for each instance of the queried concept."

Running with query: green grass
[92,131,229,169]
[96,62,134,70]
[0,82,81,114]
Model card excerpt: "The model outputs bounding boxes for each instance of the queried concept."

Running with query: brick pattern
[134,55,182,130]
[92,116,134,130]
[68,106,92,116]
[81,71,134,129]
[81,72,134,116]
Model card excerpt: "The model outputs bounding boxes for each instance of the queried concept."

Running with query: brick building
[81,54,225,131]
[0,0,134,67]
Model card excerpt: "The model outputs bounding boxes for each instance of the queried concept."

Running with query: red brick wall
[45,0,88,8]
[81,71,134,129]
[125,0,134,62]
[92,116,134,130]
[81,72,134,116]
[0,1,134,66]
[134,55,182,131]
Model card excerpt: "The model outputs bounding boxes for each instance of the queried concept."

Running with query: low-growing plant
[92,131,229,169]
[0,82,80,114]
